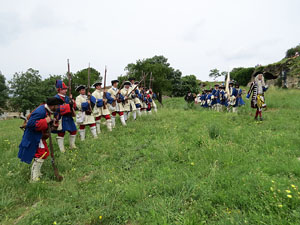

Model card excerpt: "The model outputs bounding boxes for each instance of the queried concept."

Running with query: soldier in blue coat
[54,80,77,153]
[18,97,64,182]
[211,84,222,112]
[235,83,245,107]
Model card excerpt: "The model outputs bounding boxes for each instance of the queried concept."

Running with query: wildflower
[278,204,283,208]
[286,190,291,193]
[271,180,275,183]
[109,179,112,182]
[291,184,296,188]
[270,187,274,191]
[287,195,292,198]
[99,216,102,220]
[190,162,195,166]
[53,222,57,225]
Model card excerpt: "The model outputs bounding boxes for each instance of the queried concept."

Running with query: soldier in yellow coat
[75,85,97,140]
[107,80,127,127]
[92,82,114,133]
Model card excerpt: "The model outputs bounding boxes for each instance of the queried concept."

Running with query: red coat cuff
[35,118,48,131]
[60,104,71,115]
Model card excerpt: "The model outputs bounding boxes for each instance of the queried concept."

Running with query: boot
[96,121,101,134]
[120,115,127,126]
[133,111,137,120]
[79,129,85,141]
[31,158,44,182]
[69,134,77,149]
[111,116,116,128]
[106,119,113,132]
[137,109,142,117]
[91,126,98,139]
[128,112,131,120]
[56,136,65,153]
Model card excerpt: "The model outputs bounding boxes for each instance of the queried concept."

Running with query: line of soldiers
[18,78,158,182]
[193,82,245,112]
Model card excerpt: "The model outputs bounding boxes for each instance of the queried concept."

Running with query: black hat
[235,83,240,87]
[46,97,64,106]
[214,84,219,87]
[219,86,225,89]
[129,77,135,81]
[111,80,119,85]
[229,81,234,85]
[253,71,263,77]
[124,81,131,86]
[75,85,86,92]
[93,82,102,88]
[134,81,139,85]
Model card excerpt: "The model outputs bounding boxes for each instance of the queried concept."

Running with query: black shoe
[260,117,263,121]
[255,117,258,121]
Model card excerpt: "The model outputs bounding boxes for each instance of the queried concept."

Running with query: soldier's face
[80,89,86,95]
[96,85,101,90]
[113,83,118,88]
[125,85,130,89]
[258,74,262,80]
[59,89,67,95]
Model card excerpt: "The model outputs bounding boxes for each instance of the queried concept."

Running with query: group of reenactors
[187,82,245,112]
[18,78,158,182]
[186,72,268,119]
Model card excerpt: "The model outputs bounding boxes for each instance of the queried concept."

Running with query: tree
[230,67,255,86]
[42,75,63,97]
[63,67,101,97]
[181,75,199,94]
[9,68,45,113]
[209,69,227,80]
[0,72,9,114]
[121,55,182,103]
[285,44,300,58]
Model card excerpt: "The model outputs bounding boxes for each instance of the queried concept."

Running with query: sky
[0,0,300,82]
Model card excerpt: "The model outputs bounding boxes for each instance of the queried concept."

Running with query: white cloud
[0,0,299,83]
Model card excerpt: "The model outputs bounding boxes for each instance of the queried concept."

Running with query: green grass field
[1,87,300,225]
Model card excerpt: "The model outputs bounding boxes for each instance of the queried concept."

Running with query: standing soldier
[92,81,114,133]
[18,97,63,182]
[54,80,77,153]
[107,80,127,127]
[139,86,147,115]
[120,81,136,121]
[128,78,138,120]
[75,85,98,140]
[148,88,158,113]
[235,83,245,107]
[211,84,221,112]
[247,72,268,121]
[133,81,142,117]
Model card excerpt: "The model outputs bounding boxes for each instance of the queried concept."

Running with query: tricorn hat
[93,81,102,88]
[129,77,136,81]
[111,80,119,85]
[124,81,131,86]
[46,97,64,106]
[75,85,86,92]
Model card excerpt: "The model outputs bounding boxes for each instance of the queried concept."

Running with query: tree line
[0,55,201,114]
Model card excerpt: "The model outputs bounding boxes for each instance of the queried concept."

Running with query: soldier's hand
[87,100,91,104]
[70,94,73,99]
[103,99,107,104]
[45,116,52,123]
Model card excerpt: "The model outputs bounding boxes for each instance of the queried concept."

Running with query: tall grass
[0,88,300,224]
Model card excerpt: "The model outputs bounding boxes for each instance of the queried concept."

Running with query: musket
[67,59,76,117]
[125,72,148,99]
[112,80,126,106]
[48,125,63,181]
[149,72,152,89]
[103,66,107,109]
[87,63,93,113]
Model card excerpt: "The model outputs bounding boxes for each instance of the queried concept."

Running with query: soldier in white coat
[75,85,97,140]
[120,81,136,121]
[107,80,127,127]
[92,82,114,133]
